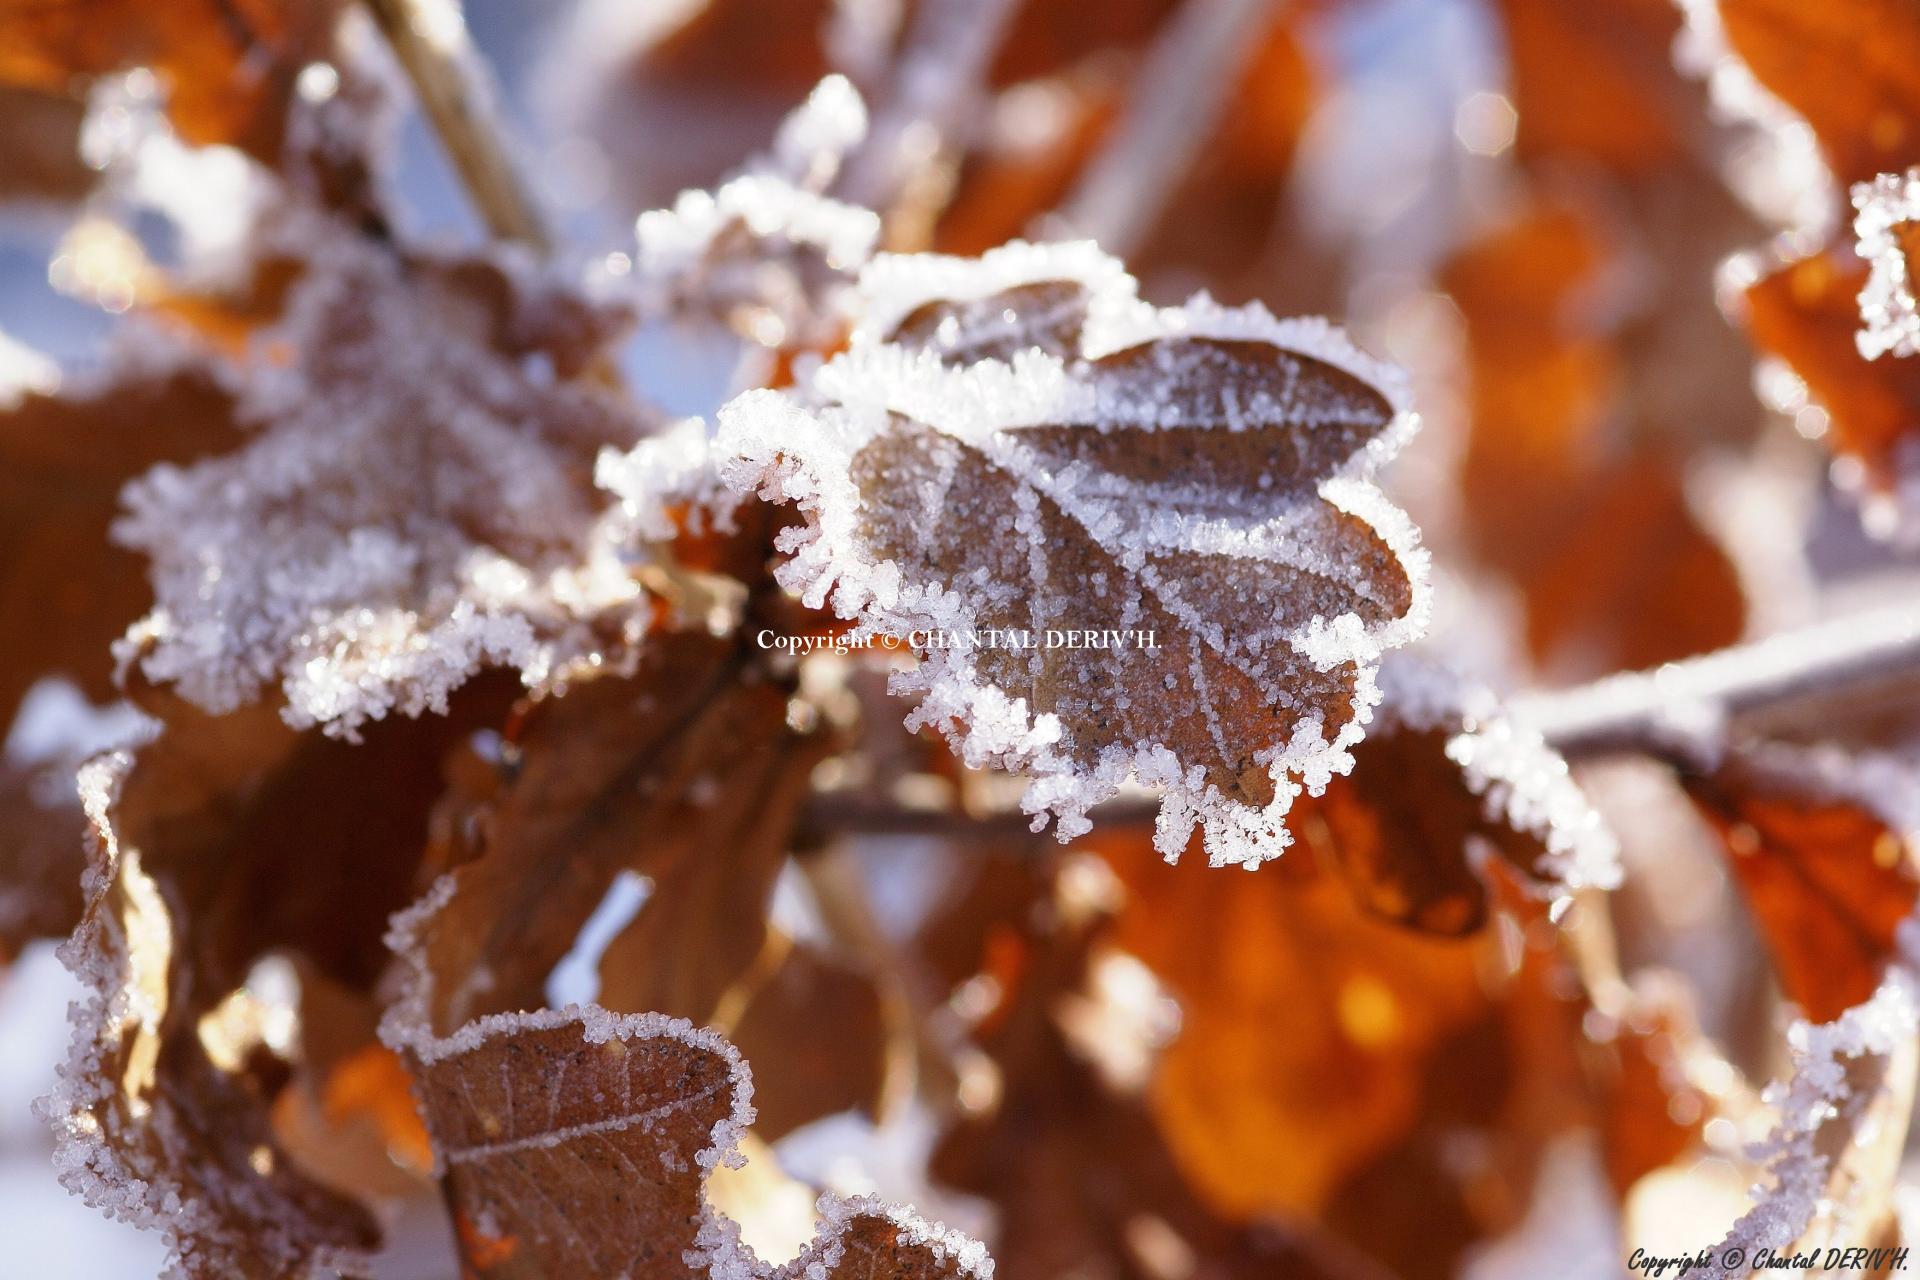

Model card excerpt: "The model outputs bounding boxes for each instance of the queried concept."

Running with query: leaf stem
[1055,0,1280,256]
[360,0,552,254]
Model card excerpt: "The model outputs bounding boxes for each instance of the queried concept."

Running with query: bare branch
[1054,0,1280,257]
[361,0,552,254]
[807,605,1920,837]
[837,0,1023,216]
[1508,603,1920,763]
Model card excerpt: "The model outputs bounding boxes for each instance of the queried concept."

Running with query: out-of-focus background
[4,0,1919,1275]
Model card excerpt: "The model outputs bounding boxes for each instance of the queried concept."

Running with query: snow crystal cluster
[717,240,1430,868]
[115,228,653,735]
[1854,169,1920,361]
[633,75,880,348]
[1381,659,1622,895]
[1700,944,1920,1278]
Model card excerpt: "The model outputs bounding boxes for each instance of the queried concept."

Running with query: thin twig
[806,604,1920,837]
[837,0,1023,215]
[1508,602,1920,763]
[1055,0,1280,256]
[361,0,552,253]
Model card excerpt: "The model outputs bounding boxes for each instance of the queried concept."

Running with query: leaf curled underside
[382,878,992,1280]
[719,241,1428,868]
[1304,660,1620,936]
[40,676,518,1278]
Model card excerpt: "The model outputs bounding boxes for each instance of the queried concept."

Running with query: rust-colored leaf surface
[0,0,341,161]
[1440,203,1747,674]
[385,888,992,1279]
[723,243,1425,867]
[1745,247,1920,503]
[1684,750,1920,1023]
[0,361,240,728]
[1716,0,1920,187]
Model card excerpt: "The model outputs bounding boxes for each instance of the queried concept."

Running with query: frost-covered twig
[837,0,1022,214]
[361,0,551,252]
[1055,0,1280,256]
[1509,604,1920,763]
[810,605,1920,838]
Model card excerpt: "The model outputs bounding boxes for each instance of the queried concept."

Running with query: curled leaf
[720,241,1428,867]
[118,228,653,734]
[1304,660,1619,936]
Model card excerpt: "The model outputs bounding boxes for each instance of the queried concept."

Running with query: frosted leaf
[1854,169,1920,360]
[633,75,879,349]
[596,416,745,544]
[37,673,512,1275]
[380,874,991,1280]
[717,241,1430,868]
[116,227,655,735]
[38,752,380,1279]
[0,345,240,730]
[1697,955,1919,1278]
[1395,664,1622,898]
[0,762,89,950]
[1309,659,1619,934]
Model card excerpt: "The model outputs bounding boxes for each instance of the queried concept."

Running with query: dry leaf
[0,357,239,728]
[725,940,888,1141]
[721,240,1428,867]
[408,635,800,1033]
[1096,832,1488,1220]
[1300,663,1618,936]
[926,849,1401,1280]
[117,228,652,734]
[0,0,342,162]
[1496,0,1686,175]
[0,763,90,955]
[39,675,512,1276]
[1440,203,1748,674]
[1683,747,1920,1023]
[383,882,992,1279]
[1744,246,1920,514]
[1714,0,1920,189]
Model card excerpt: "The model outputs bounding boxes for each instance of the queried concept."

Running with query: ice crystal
[718,241,1429,867]
[1381,659,1621,894]
[633,75,880,349]
[1700,945,1920,1278]
[115,226,654,735]
[1854,169,1920,360]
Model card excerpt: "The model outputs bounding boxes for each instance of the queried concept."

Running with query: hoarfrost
[1854,169,1920,360]
[1381,659,1621,894]
[380,876,993,1278]
[115,227,654,735]
[633,75,880,348]
[39,753,376,1278]
[1698,941,1920,1278]
[717,241,1430,868]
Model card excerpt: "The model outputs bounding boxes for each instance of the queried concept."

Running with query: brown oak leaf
[382,882,991,1279]
[1712,0,1920,189]
[720,241,1428,868]
[1742,245,1920,524]
[1683,746,1920,1023]
[39,674,513,1277]
[0,356,239,729]
[1299,661,1618,936]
